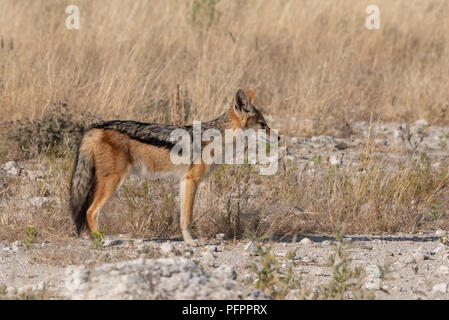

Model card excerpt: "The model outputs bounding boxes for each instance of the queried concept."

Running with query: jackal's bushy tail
[69,140,95,234]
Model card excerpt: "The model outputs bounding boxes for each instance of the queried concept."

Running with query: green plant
[249,234,303,299]
[23,226,37,248]
[440,233,449,245]
[190,0,221,29]
[90,230,105,249]
[319,227,373,300]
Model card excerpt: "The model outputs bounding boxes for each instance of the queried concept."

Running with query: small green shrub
[90,230,105,249]
[250,235,304,299]
[190,0,221,29]
[23,226,38,248]
[319,227,374,300]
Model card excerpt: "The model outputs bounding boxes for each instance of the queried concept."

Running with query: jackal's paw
[182,230,197,246]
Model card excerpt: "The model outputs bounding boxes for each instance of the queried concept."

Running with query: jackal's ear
[246,89,255,104]
[235,89,251,113]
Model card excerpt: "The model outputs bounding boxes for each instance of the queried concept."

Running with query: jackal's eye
[259,122,266,129]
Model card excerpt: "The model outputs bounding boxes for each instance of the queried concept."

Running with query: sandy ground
[0,232,448,299]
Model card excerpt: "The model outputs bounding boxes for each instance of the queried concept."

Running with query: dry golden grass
[1,0,449,134]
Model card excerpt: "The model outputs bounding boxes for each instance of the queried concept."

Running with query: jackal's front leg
[179,177,198,244]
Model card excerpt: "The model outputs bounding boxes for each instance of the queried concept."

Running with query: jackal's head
[231,89,280,142]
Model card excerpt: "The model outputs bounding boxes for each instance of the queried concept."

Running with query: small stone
[322,240,331,246]
[13,241,23,247]
[435,229,446,237]
[414,119,428,127]
[2,161,20,176]
[205,245,218,252]
[103,239,123,247]
[299,238,313,246]
[301,256,312,264]
[432,283,448,294]
[33,282,45,291]
[5,287,16,296]
[437,265,449,275]
[160,242,173,255]
[243,273,254,284]
[343,237,353,243]
[216,265,237,280]
[329,155,342,167]
[215,233,228,241]
[365,278,381,290]
[201,251,216,259]
[310,268,325,276]
[400,255,415,265]
[365,265,381,279]
[133,239,144,246]
[432,244,446,254]
[412,251,429,261]
[244,241,258,255]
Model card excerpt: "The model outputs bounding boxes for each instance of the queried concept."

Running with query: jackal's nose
[278,135,281,141]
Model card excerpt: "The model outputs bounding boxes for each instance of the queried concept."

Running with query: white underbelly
[130,163,185,180]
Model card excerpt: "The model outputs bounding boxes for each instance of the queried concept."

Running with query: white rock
[301,256,312,263]
[2,161,20,176]
[215,265,237,280]
[365,278,381,290]
[365,265,381,279]
[437,265,449,275]
[436,229,447,237]
[133,239,144,246]
[432,244,446,254]
[103,239,123,247]
[244,241,258,255]
[329,155,342,166]
[5,287,16,296]
[412,251,429,261]
[243,273,254,284]
[205,245,218,252]
[65,265,89,293]
[432,283,448,294]
[299,238,313,246]
[13,241,22,247]
[343,237,353,243]
[215,233,228,240]
[65,257,268,300]
[33,282,46,291]
[414,119,428,127]
[322,240,332,246]
[160,242,173,254]
[201,251,216,259]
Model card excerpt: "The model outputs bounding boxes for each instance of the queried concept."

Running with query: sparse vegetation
[249,235,305,299]
[23,226,38,248]
[190,0,222,29]
[6,103,98,159]
[319,228,372,300]
[90,230,105,249]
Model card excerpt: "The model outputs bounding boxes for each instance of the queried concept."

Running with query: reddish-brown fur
[69,89,278,244]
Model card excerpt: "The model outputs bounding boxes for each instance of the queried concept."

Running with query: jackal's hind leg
[86,174,122,236]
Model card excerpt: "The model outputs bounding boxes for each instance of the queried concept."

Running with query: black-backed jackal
[69,89,279,244]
